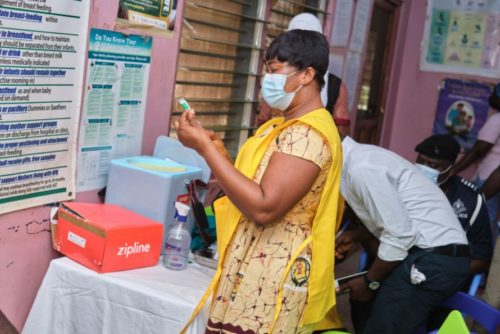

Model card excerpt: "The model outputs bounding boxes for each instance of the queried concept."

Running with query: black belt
[413,244,470,257]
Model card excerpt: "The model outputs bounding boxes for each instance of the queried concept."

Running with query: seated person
[415,134,493,274]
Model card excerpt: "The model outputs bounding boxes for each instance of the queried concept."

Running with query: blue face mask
[415,163,452,185]
[415,163,439,184]
[261,71,302,111]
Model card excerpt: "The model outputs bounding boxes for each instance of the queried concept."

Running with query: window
[266,0,327,47]
[172,0,326,156]
[172,0,265,157]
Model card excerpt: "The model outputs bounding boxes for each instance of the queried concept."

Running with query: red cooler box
[52,202,163,273]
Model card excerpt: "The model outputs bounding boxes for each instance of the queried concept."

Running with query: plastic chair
[357,250,368,272]
[439,291,500,334]
[467,273,483,296]
[430,310,469,334]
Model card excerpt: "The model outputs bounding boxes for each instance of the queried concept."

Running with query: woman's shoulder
[276,124,331,168]
[487,112,500,122]
[279,123,325,142]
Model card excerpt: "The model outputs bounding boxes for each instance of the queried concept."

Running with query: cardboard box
[52,202,163,273]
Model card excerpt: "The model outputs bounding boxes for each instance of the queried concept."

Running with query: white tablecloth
[23,257,214,334]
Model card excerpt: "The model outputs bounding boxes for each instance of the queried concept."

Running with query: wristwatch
[364,275,381,291]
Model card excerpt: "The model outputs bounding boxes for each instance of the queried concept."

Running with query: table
[23,257,214,334]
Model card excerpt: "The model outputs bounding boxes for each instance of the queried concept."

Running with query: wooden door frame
[350,0,403,145]
[373,0,402,144]
[377,0,410,148]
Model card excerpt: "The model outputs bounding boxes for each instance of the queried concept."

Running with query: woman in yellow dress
[176,30,344,334]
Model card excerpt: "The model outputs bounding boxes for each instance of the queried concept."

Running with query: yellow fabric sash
[181,108,344,333]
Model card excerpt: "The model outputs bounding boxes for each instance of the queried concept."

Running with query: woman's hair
[265,30,329,90]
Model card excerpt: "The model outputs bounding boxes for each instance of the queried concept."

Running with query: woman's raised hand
[174,109,212,154]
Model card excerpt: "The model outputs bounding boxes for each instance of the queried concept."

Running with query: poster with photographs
[421,0,500,78]
[433,78,492,151]
[116,0,177,35]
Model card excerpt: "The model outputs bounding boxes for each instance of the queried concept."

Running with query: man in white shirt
[337,136,470,334]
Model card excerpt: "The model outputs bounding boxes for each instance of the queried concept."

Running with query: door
[354,0,400,144]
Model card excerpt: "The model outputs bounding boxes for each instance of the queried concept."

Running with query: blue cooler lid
[111,156,202,177]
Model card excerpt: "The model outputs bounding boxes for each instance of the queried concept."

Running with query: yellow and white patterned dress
[206,123,332,334]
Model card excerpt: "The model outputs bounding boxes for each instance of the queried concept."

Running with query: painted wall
[0,0,184,331]
[2,0,497,331]
[381,0,497,164]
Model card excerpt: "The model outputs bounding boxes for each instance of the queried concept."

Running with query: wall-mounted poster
[116,0,177,34]
[433,79,492,151]
[0,1,90,214]
[421,0,500,78]
[76,29,152,192]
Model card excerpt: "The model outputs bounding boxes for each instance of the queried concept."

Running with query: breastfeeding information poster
[0,1,90,214]
[76,29,152,192]
[421,0,500,78]
[433,78,491,151]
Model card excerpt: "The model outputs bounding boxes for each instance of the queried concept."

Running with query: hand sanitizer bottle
[163,202,191,270]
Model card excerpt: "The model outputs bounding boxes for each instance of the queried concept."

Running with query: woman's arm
[332,83,350,136]
[451,140,493,175]
[481,165,500,199]
[175,111,321,225]
[332,83,349,119]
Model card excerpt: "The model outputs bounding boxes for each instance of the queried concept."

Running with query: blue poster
[433,78,492,151]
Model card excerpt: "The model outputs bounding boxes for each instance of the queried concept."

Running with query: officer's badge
[452,198,467,218]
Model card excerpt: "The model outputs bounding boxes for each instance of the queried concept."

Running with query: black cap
[415,134,461,161]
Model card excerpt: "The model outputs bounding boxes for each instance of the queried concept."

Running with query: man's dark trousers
[351,248,470,334]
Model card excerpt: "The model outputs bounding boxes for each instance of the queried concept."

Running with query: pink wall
[0,0,184,331]
[3,0,496,331]
[381,0,497,163]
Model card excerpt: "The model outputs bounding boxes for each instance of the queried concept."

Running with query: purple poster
[433,79,492,151]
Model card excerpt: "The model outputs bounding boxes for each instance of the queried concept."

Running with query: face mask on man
[261,71,302,111]
[415,163,451,185]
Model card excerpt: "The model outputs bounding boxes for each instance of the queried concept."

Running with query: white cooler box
[105,156,203,252]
